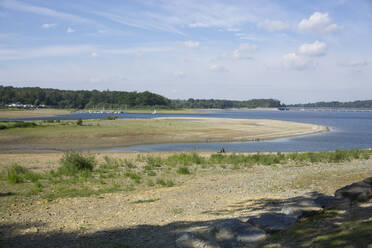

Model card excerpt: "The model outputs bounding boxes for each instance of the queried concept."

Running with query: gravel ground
[1,158,371,248]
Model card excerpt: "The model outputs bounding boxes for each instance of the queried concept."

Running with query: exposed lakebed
[2,110,372,153]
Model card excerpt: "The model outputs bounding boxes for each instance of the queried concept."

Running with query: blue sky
[0,0,371,103]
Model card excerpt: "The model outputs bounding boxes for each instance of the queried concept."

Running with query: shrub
[76,118,83,126]
[58,152,96,175]
[106,115,118,120]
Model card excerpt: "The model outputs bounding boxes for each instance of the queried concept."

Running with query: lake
[3,110,372,153]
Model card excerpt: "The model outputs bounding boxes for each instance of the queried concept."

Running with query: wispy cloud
[66,27,75,33]
[41,23,56,29]
[90,10,184,35]
[0,45,95,60]
[341,60,368,67]
[209,64,228,72]
[233,44,257,59]
[259,19,290,32]
[183,41,200,48]
[0,0,92,23]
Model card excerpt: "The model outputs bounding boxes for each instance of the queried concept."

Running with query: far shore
[0,117,327,153]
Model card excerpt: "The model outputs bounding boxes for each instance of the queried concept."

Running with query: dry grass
[0,109,71,118]
[0,117,327,152]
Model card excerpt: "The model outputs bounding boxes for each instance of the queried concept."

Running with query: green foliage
[131,198,159,204]
[7,164,28,184]
[0,121,37,130]
[124,172,142,184]
[0,85,171,109]
[58,152,96,175]
[6,164,42,184]
[177,167,191,175]
[106,115,118,120]
[172,98,282,109]
[76,118,83,126]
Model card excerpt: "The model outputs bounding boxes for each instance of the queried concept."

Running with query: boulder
[211,219,267,246]
[248,213,297,233]
[335,180,372,203]
[176,219,267,248]
[176,232,218,248]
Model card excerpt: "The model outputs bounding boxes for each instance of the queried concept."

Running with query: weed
[172,208,183,214]
[131,198,159,204]
[6,164,34,184]
[58,152,96,175]
[124,172,142,184]
[176,167,191,175]
[147,179,155,187]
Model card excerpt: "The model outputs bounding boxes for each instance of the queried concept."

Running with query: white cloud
[233,44,257,59]
[298,41,327,57]
[174,71,185,78]
[0,0,91,23]
[41,23,56,29]
[183,41,200,48]
[66,27,75,33]
[209,64,228,72]
[259,19,289,32]
[298,12,343,33]
[283,53,314,71]
[341,60,368,67]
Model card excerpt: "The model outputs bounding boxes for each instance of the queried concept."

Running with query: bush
[58,152,96,175]
[76,118,83,126]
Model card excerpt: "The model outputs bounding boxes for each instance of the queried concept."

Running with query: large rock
[175,219,267,248]
[211,219,267,246]
[176,232,218,248]
[335,179,372,203]
[248,213,297,233]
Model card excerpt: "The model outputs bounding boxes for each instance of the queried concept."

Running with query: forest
[0,85,282,109]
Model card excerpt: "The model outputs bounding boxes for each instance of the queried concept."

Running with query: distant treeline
[289,100,372,109]
[172,98,282,109]
[0,86,170,109]
[0,85,282,109]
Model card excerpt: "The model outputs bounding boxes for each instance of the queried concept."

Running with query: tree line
[0,86,170,109]
[172,98,282,109]
[288,100,372,109]
[0,85,283,109]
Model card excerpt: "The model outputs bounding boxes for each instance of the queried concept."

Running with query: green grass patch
[130,198,159,204]
[176,167,191,175]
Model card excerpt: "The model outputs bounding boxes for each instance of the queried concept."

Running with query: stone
[211,219,267,247]
[335,180,372,203]
[363,177,372,186]
[248,213,297,233]
[176,232,219,248]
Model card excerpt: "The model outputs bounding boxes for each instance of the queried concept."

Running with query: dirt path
[1,159,371,247]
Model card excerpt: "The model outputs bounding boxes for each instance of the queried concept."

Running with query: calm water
[3,110,372,153]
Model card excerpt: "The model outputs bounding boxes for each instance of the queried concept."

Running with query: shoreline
[0,117,328,153]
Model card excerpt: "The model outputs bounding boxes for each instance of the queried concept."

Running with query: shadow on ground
[1,192,371,248]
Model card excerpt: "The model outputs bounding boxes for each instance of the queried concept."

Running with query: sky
[0,0,371,104]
